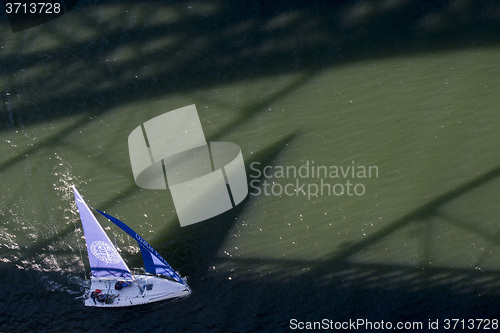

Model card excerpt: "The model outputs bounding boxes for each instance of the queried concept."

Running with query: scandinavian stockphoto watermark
[249,160,378,200]
[127,105,376,224]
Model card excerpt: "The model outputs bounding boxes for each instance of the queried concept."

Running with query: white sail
[72,186,133,280]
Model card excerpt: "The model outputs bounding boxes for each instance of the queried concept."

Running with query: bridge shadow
[2,0,500,131]
[3,147,498,332]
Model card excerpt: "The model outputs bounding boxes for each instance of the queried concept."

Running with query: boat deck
[84,274,191,307]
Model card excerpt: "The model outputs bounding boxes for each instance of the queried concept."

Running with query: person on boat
[90,289,102,305]
[115,281,131,290]
[96,293,119,304]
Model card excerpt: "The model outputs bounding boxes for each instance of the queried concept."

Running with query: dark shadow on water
[332,164,500,261]
[2,146,500,331]
[2,145,496,333]
[1,0,500,130]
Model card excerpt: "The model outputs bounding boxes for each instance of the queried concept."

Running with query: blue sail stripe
[138,243,155,273]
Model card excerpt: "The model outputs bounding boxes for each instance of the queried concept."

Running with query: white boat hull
[84,274,191,307]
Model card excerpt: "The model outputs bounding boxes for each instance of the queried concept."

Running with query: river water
[1,1,500,332]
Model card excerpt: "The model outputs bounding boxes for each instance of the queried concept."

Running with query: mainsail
[72,186,133,280]
[95,209,184,284]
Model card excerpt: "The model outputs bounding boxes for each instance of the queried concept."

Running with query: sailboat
[71,186,191,307]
